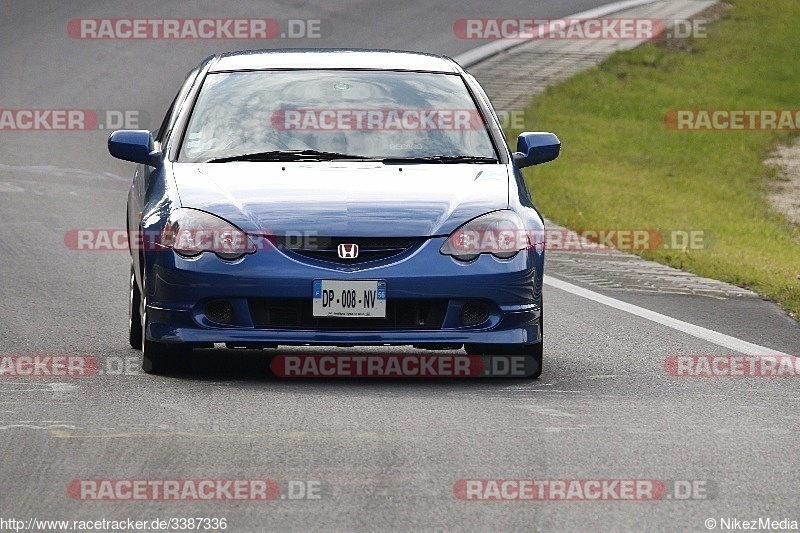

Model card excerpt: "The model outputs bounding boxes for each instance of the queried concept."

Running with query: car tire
[140,296,192,375]
[528,339,543,380]
[128,264,143,349]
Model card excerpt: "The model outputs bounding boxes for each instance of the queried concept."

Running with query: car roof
[209,48,462,74]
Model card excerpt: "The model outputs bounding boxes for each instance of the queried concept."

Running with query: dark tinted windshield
[179,70,497,163]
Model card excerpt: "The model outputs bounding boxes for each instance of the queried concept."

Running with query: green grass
[510,0,800,318]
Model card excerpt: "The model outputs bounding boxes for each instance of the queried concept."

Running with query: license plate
[312,280,387,318]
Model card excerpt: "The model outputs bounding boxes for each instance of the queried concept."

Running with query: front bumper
[142,237,544,347]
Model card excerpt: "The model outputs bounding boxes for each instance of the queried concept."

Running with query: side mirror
[108,130,160,166]
[513,132,560,168]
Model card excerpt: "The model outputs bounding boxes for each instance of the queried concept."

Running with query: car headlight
[440,210,531,261]
[160,208,256,260]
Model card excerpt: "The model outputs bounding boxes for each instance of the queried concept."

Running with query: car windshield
[178,69,498,163]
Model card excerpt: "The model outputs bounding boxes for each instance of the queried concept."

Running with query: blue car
[109,48,559,376]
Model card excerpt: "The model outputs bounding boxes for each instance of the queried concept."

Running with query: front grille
[276,236,421,263]
[249,298,446,330]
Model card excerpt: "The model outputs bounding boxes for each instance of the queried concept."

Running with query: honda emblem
[337,243,359,259]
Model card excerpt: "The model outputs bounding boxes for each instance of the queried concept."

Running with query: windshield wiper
[382,155,499,164]
[205,150,373,163]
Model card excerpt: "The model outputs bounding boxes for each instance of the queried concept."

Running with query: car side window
[154,66,201,150]
[154,99,176,147]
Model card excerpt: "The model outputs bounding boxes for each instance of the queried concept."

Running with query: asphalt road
[1,1,800,532]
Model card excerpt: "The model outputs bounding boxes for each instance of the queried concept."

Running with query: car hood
[171,162,510,237]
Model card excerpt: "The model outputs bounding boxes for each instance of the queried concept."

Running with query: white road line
[0,424,78,430]
[545,275,792,356]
